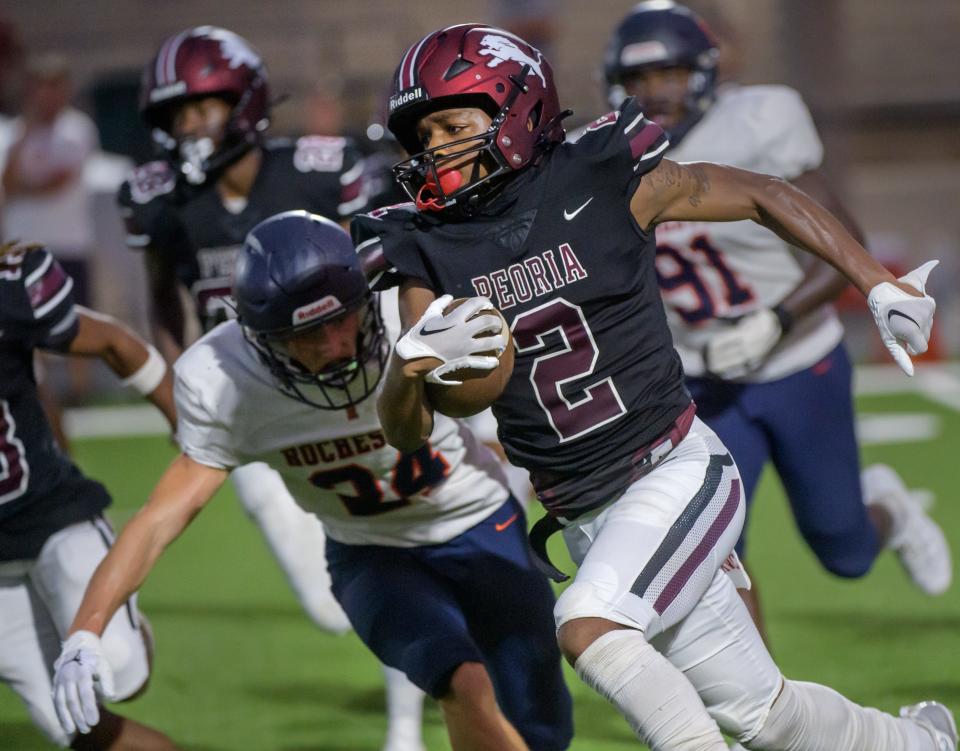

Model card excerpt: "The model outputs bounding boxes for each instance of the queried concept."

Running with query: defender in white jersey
[604,1,952,646]
[52,212,573,751]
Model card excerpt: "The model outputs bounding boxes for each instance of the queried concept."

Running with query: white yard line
[64,404,169,438]
[856,413,941,445]
[855,362,960,413]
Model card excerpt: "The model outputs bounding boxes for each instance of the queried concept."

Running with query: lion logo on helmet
[195,26,261,71]
[476,33,546,87]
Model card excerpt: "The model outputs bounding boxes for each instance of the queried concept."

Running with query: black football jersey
[118,136,367,333]
[0,248,111,560]
[354,99,691,518]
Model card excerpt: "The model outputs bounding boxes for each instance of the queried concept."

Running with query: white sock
[746,680,936,751]
[232,465,352,634]
[575,629,728,751]
[382,665,426,751]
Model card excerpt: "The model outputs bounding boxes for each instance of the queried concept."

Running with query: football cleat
[900,701,958,751]
[862,464,952,595]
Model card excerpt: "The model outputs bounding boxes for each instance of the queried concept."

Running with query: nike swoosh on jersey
[563,197,594,221]
[495,513,519,532]
[421,325,455,336]
[888,309,920,328]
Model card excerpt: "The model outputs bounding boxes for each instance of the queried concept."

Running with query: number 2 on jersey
[512,298,626,443]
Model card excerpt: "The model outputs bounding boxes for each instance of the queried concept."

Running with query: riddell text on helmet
[390,87,426,111]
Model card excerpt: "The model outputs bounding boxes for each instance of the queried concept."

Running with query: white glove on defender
[395,294,506,386]
[52,630,116,735]
[704,308,782,379]
[868,260,938,377]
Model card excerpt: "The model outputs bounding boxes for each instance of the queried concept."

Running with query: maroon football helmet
[387,24,568,213]
[140,26,270,184]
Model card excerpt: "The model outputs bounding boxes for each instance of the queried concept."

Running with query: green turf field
[2,389,959,750]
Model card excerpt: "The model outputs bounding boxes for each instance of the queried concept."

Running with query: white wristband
[120,344,166,395]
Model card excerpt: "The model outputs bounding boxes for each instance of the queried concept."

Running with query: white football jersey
[655,84,844,381]
[174,310,510,548]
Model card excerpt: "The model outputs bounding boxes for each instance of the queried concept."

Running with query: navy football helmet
[233,211,386,410]
[603,1,719,145]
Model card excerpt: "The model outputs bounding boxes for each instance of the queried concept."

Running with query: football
[424,298,515,418]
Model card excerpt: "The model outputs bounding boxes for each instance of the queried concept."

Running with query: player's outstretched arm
[65,307,177,431]
[699,169,867,378]
[53,455,226,734]
[68,454,226,637]
[775,169,866,319]
[632,159,893,294]
[632,159,937,374]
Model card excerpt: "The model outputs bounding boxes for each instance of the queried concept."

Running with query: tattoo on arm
[645,160,711,208]
[647,159,683,197]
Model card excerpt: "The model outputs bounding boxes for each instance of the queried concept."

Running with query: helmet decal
[152,29,191,89]
[199,26,262,71]
[476,32,546,86]
[292,295,343,326]
[395,29,436,91]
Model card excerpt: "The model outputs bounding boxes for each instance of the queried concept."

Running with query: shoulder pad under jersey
[352,203,419,291]
[122,160,178,206]
[569,97,669,184]
[292,135,350,174]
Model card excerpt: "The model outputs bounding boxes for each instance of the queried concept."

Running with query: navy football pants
[325,497,573,751]
[686,344,881,578]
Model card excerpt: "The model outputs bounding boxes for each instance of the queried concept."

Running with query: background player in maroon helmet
[362,23,956,751]
[121,25,367,359]
[118,27,426,751]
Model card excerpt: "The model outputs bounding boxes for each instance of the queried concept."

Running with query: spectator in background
[2,54,98,296]
[2,53,99,402]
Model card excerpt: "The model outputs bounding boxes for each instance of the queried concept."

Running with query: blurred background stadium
[1,1,958,748]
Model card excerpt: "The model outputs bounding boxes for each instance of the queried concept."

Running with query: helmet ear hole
[527,100,543,132]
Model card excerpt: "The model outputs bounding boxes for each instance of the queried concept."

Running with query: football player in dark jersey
[361,24,955,751]
[0,242,178,749]
[117,27,425,751]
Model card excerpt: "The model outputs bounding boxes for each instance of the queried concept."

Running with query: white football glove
[867,260,938,377]
[704,308,783,379]
[395,294,506,386]
[52,630,115,735]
